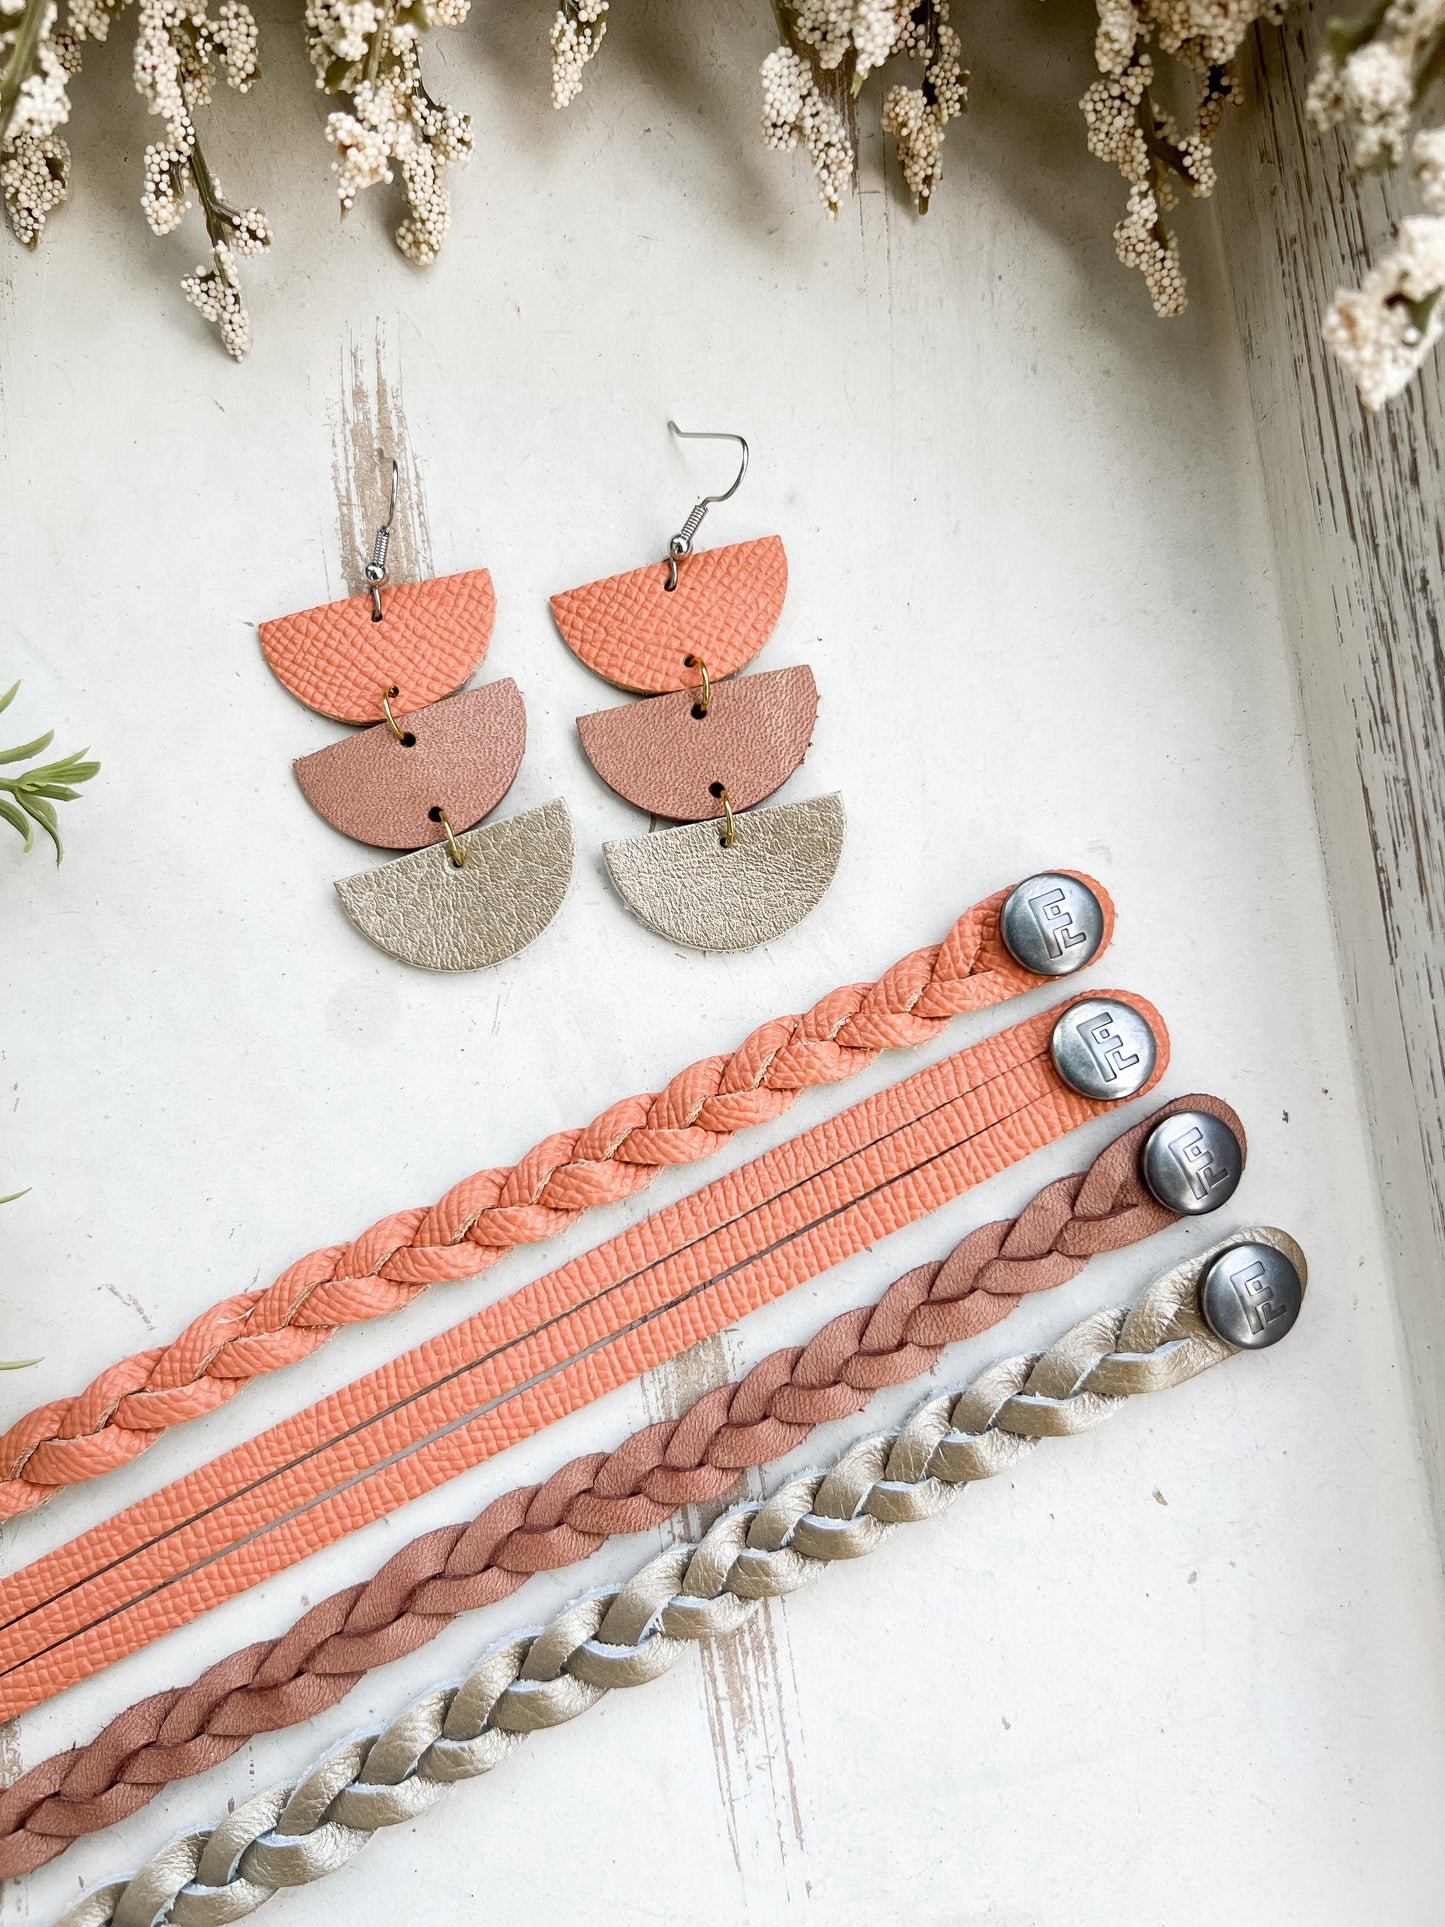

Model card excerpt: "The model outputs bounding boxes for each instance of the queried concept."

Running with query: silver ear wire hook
[366,458,400,622]
[664,422,749,591]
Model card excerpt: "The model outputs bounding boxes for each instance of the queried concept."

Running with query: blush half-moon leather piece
[577,665,818,819]
[550,537,788,693]
[333,799,572,971]
[0,993,1167,1718]
[605,792,845,951]
[259,569,496,722]
[294,680,527,848]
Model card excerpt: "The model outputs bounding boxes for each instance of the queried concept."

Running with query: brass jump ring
[434,807,466,868]
[381,687,406,742]
[717,786,736,848]
[684,654,711,715]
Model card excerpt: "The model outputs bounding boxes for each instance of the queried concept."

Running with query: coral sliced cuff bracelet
[0,988,1165,1718]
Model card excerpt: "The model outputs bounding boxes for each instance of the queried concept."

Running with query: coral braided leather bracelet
[0,986,1165,1718]
[0,872,1112,1519]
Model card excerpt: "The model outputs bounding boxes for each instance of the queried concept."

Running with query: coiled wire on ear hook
[664,422,749,591]
[366,458,400,621]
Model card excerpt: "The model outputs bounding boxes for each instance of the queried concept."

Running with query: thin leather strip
[0,1094,1236,1880]
[258,570,497,723]
[549,538,789,692]
[0,879,1110,1519]
[51,1225,1302,1927]
[0,992,1166,1719]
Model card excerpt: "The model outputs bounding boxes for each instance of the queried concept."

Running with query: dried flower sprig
[0,0,267,356]
[550,0,606,110]
[1311,1,1445,405]
[310,0,472,266]
[0,682,99,864]
[1080,0,1266,319]
[756,0,967,215]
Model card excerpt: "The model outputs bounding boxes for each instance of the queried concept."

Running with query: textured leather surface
[294,681,526,848]
[259,570,496,722]
[35,1222,1298,1927]
[0,1094,1236,1882]
[577,666,818,819]
[0,876,1114,1519]
[549,538,788,693]
[333,800,573,971]
[0,991,1166,1719]
[605,793,846,950]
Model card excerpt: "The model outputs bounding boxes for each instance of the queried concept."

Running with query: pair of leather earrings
[555,424,845,951]
[256,428,841,970]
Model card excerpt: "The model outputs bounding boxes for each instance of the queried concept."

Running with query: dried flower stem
[0,0,49,137]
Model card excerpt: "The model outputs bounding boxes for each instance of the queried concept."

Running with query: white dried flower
[181,237,249,358]
[550,0,606,110]
[140,137,187,230]
[883,83,942,206]
[1324,214,1445,407]
[760,43,853,216]
[0,128,68,245]
[1413,123,1445,212]
[6,11,77,142]
[1114,181,1186,314]
[1338,39,1415,167]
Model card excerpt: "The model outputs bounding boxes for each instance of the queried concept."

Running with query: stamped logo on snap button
[1199,1242,1303,1350]
[1049,997,1157,1101]
[1000,873,1106,978]
[1141,1110,1243,1215]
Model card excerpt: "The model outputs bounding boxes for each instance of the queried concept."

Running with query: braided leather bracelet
[0,877,1108,1520]
[0,1092,1237,1881]
[51,1227,1306,1927]
[0,988,1165,1720]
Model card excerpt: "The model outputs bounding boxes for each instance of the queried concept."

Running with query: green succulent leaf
[0,797,31,848]
[0,731,54,766]
[0,684,98,863]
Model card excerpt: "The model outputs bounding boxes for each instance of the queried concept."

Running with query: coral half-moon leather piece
[549,537,788,693]
[577,664,819,820]
[0,993,1168,1717]
[604,791,845,951]
[293,680,527,849]
[333,798,572,971]
[259,568,497,722]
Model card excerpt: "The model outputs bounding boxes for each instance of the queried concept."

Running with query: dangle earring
[550,423,844,951]
[258,461,572,971]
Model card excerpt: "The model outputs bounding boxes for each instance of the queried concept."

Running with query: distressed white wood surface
[1,1,1443,1922]
[1217,12,1445,1540]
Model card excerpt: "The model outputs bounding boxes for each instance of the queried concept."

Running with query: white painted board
[1,1,1443,1923]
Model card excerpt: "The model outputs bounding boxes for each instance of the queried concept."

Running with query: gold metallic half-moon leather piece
[334,799,572,971]
[549,537,788,693]
[577,665,818,820]
[294,681,527,849]
[603,792,845,951]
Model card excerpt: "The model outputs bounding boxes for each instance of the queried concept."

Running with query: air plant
[0,680,98,863]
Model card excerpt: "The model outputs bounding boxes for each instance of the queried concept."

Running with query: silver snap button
[1199,1242,1303,1350]
[1141,1110,1243,1215]
[1049,998,1157,1101]
[1000,873,1106,978]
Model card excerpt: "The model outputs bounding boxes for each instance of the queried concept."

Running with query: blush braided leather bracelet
[0,987,1165,1720]
[0,872,1111,1520]
[49,1227,1306,1927]
[0,1091,1239,1880]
